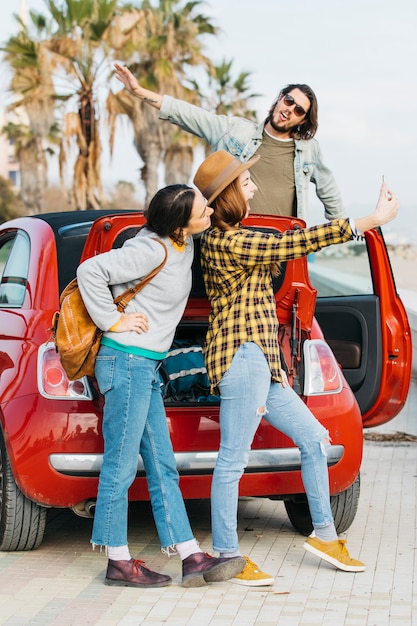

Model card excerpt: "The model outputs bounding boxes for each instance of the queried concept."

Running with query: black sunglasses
[282,94,307,117]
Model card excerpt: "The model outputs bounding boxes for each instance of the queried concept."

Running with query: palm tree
[41,0,120,210]
[201,59,261,156]
[2,1,121,212]
[2,2,259,213]
[109,0,217,204]
[206,59,260,118]
[1,14,57,213]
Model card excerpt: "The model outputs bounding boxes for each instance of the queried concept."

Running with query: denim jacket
[159,95,345,221]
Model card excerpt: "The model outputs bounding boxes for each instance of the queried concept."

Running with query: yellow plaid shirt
[200,219,354,393]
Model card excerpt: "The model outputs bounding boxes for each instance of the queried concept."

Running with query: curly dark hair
[266,84,318,140]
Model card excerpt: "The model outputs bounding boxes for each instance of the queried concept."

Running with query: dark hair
[266,83,318,139]
[144,184,195,244]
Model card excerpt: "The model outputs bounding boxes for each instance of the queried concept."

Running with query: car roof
[33,210,134,292]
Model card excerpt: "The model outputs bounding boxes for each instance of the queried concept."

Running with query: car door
[308,227,412,428]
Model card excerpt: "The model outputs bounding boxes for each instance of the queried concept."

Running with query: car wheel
[284,474,360,536]
[0,429,47,551]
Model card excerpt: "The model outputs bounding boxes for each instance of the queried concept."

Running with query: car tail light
[38,343,93,400]
[302,339,343,396]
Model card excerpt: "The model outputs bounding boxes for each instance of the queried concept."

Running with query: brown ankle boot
[105,558,172,588]
[182,552,245,587]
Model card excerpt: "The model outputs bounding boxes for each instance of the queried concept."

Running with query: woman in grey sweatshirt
[77,184,245,588]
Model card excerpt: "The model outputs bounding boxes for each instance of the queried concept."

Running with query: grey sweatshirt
[76,228,194,353]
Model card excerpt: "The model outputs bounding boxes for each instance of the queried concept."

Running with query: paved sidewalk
[0,381,415,625]
[1,443,416,624]
[365,373,416,439]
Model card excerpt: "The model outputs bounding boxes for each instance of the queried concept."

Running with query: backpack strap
[113,239,168,312]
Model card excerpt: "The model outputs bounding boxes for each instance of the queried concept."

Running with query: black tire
[0,428,47,551]
[284,474,361,536]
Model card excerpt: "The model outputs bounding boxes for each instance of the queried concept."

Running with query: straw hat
[193,150,260,205]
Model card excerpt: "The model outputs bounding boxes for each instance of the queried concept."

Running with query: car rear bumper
[49,444,345,477]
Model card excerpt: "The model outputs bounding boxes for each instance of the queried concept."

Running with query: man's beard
[269,115,290,135]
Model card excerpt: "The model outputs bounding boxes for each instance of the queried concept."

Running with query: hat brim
[205,154,260,205]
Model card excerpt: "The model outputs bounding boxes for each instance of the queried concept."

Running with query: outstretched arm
[228,179,400,267]
[354,179,399,233]
[113,63,162,110]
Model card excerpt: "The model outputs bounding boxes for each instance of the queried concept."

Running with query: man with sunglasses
[114,65,344,221]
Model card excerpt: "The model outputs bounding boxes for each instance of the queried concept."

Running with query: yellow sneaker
[303,536,366,572]
[231,556,274,586]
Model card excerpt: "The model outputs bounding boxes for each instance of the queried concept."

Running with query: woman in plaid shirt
[193,150,399,586]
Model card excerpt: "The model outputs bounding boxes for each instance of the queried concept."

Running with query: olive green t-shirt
[249,131,296,216]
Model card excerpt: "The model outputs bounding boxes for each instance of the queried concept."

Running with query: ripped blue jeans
[211,342,333,553]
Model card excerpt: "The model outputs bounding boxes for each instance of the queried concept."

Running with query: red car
[0,210,412,550]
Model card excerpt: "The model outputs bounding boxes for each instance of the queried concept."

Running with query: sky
[0,0,416,216]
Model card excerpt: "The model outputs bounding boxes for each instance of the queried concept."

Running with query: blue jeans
[91,345,194,549]
[211,342,333,553]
